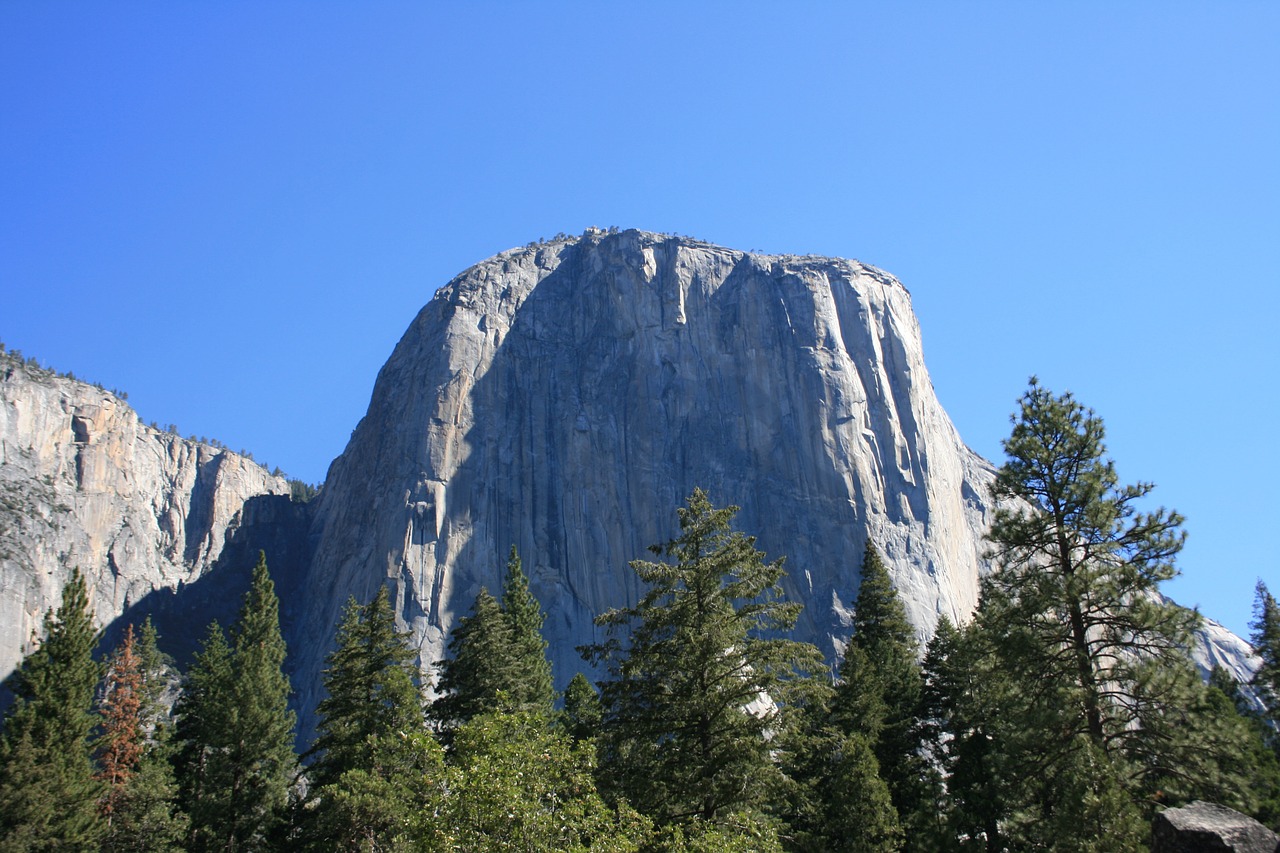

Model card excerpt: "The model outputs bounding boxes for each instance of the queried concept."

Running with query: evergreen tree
[581,488,825,826]
[430,547,557,731]
[562,673,602,744]
[98,621,186,852]
[302,585,429,848]
[916,617,1004,853]
[0,567,103,850]
[174,552,296,851]
[779,681,901,853]
[500,545,556,713]
[1251,580,1280,725]
[427,588,515,730]
[979,380,1256,840]
[833,541,931,844]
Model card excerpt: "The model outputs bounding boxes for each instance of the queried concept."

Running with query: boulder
[1152,801,1279,853]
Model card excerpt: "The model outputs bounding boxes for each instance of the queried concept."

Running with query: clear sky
[2,3,1276,640]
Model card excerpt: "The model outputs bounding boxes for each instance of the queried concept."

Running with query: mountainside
[296,229,1004,719]
[1,230,1258,733]
[0,351,303,685]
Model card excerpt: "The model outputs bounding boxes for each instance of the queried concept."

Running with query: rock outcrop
[1152,801,1279,853]
[0,351,294,684]
[298,229,1002,719]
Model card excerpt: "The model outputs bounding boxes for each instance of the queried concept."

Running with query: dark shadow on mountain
[95,493,316,709]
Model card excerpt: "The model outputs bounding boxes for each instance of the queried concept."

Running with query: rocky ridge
[295,229,1007,718]
[0,231,1259,728]
[0,350,294,684]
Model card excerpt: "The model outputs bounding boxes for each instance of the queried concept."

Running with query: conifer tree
[428,588,515,730]
[302,585,430,848]
[833,541,931,842]
[979,379,1257,840]
[97,621,186,852]
[0,568,103,850]
[174,552,296,851]
[581,488,825,826]
[500,545,556,713]
[1251,580,1280,725]
[562,673,602,744]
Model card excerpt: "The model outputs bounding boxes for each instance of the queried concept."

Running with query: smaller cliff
[0,349,301,685]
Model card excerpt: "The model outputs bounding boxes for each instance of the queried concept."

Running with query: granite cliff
[297,229,1004,718]
[0,230,1257,730]
[0,351,304,684]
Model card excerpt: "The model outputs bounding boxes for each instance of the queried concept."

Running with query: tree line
[1,379,1278,851]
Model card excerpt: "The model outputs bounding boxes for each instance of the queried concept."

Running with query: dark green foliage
[582,488,825,826]
[174,552,296,851]
[779,683,901,853]
[500,545,556,713]
[562,672,602,743]
[977,379,1260,842]
[301,585,428,848]
[916,617,1004,852]
[0,568,103,851]
[305,731,446,852]
[429,546,556,730]
[834,542,932,844]
[428,588,514,729]
[1252,581,1280,723]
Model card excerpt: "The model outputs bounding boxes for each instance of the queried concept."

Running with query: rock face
[1152,801,1280,853]
[0,352,294,685]
[298,229,1001,719]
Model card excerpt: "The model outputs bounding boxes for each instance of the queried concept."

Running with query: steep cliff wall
[299,229,1002,717]
[0,352,292,683]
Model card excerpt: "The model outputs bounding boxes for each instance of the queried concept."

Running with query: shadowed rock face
[0,353,293,685]
[297,229,1001,721]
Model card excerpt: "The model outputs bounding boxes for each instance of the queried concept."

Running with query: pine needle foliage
[174,552,296,851]
[582,488,825,826]
[0,568,104,850]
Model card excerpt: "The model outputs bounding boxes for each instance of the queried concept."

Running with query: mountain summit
[294,228,1000,718]
[0,229,1254,733]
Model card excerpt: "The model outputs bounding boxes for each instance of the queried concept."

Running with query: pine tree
[500,545,556,713]
[174,552,296,851]
[302,585,430,848]
[1251,580,1280,722]
[98,621,186,852]
[97,624,145,821]
[581,488,825,826]
[0,567,104,850]
[562,673,602,744]
[833,541,931,844]
[917,617,1004,853]
[979,379,1255,840]
[428,588,515,730]
[430,547,557,732]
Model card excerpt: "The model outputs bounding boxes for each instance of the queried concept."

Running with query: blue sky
[2,3,1276,640]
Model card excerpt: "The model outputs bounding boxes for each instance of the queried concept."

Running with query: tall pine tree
[834,541,931,845]
[0,568,103,850]
[301,584,432,849]
[582,488,825,827]
[500,546,556,713]
[979,379,1257,843]
[174,552,296,851]
[430,546,555,730]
